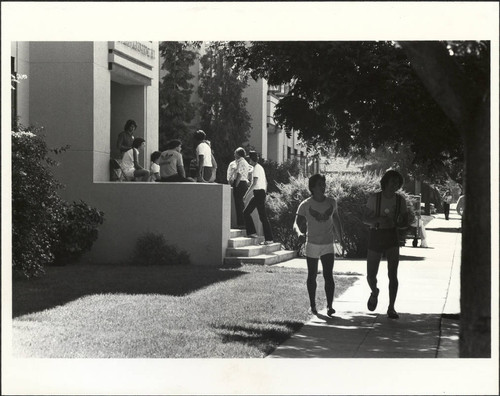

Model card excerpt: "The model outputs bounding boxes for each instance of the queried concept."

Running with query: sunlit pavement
[269,210,461,358]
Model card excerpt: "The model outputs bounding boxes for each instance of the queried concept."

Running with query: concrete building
[11,41,231,266]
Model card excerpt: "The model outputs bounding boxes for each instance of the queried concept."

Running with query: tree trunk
[399,41,491,357]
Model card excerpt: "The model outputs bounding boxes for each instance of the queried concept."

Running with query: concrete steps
[224,229,297,266]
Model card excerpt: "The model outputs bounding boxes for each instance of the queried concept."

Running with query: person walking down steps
[363,170,409,319]
[294,174,344,317]
[243,151,274,245]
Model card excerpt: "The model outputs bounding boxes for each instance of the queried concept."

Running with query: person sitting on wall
[149,151,161,182]
[193,130,213,182]
[116,119,137,158]
[121,137,150,181]
[159,139,194,182]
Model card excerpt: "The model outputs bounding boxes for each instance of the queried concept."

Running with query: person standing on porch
[363,169,409,319]
[232,147,251,229]
[116,119,137,158]
[243,151,274,245]
[294,174,344,317]
[193,130,213,182]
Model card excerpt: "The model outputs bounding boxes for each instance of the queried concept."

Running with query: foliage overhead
[198,42,252,181]
[158,41,200,152]
[231,41,489,180]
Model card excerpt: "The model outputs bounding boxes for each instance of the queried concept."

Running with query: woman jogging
[294,174,343,316]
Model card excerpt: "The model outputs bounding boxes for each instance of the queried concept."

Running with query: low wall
[71,182,232,266]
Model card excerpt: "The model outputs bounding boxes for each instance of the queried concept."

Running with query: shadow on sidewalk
[425,227,461,233]
[269,312,455,358]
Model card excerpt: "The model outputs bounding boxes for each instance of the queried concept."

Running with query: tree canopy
[231,41,489,181]
[158,42,199,151]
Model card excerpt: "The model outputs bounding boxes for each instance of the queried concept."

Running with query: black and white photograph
[2,2,499,395]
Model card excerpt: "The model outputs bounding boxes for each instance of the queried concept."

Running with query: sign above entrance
[108,41,157,85]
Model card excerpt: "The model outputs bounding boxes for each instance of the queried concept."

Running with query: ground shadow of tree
[12,264,245,318]
[263,313,459,358]
[425,227,461,233]
[213,320,304,356]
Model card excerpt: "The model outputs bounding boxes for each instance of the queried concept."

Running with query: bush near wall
[260,158,301,193]
[132,232,191,266]
[266,173,415,258]
[12,127,104,278]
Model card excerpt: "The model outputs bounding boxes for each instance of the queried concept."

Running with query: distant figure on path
[116,119,137,158]
[363,170,409,319]
[243,151,274,245]
[294,174,344,316]
[442,190,453,220]
[121,137,150,181]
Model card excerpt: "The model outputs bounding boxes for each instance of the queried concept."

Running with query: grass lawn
[12,263,358,358]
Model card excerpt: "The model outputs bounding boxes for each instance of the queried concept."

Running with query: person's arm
[177,161,186,178]
[197,154,205,181]
[294,214,307,236]
[117,134,131,153]
[244,175,257,201]
[133,150,144,170]
[396,197,409,228]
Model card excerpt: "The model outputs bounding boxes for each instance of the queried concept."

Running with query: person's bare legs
[367,249,382,311]
[386,246,400,315]
[320,253,335,312]
[306,257,319,313]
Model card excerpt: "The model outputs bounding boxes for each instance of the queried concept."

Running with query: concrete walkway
[268,210,462,358]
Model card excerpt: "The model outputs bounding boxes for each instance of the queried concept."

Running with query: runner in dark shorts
[363,170,409,319]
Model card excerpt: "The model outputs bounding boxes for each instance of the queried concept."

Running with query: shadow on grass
[213,320,304,356]
[12,264,246,318]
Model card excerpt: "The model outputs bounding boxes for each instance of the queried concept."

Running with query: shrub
[260,158,301,193]
[12,126,104,278]
[51,201,104,265]
[267,173,416,258]
[132,232,191,266]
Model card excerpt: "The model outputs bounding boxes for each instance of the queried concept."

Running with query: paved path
[268,210,462,358]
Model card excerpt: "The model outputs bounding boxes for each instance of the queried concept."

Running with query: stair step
[223,250,297,266]
[226,242,281,257]
[228,236,264,248]
[230,229,247,238]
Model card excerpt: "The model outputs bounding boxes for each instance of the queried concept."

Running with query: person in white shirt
[243,151,274,245]
[158,139,193,182]
[294,174,344,316]
[194,130,213,182]
[149,151,161,182]
[121,137,150,181]
[232,147,251,229]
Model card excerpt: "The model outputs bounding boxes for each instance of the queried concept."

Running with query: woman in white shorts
[294,174,344,316]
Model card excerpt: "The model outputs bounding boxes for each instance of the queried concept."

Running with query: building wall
[243,78,268,158]
[12,41,230,266]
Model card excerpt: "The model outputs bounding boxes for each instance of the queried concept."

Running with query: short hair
[150,151,161,162]
[132,137,145,149]
[194,130,206,141]
[248,151,259,163]
[124,119,137,131]
[235,147,246,158]
[308,174,326,193]
[166,139,182,150]
[380,169,404,190]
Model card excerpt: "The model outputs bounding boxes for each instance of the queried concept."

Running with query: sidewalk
[268,211,462,358]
